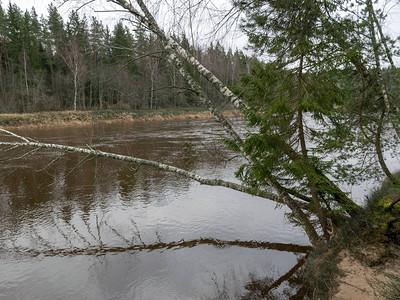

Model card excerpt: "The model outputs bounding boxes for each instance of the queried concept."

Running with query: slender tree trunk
[368,0,396,69]
[74,62,78,111]
[376,106,399,185]
[89,80,93,109]
[366,3,400,171]
[23,47,29,110]
[0,39,3,94]
[55,58,62,109]
[366,0,400,138]
[322,2,400,139]
[81,88,85,110]
[268,177,320,247]
[150,67,155,110]
[99,77,103,110]
[173,68,177,107]
[296,54,329,239]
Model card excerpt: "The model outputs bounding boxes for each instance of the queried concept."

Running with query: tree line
[1,0,400,251]
[0,3,250,113]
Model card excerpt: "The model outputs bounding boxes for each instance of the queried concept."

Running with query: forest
[0,2,250,113]
[1,0,400,298]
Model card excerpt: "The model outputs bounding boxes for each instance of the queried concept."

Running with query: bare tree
[0,0,323,246]
[62,38,87,111]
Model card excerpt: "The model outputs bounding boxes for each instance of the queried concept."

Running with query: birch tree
[2,0,400,247]
[88,0,399,242]
[0,0,324,246]
[62,39,86,111]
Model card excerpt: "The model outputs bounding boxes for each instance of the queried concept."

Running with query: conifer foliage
[232,0,400,242]
[0,3,249,112]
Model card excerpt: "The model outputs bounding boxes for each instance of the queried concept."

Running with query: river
[0,118,312,299]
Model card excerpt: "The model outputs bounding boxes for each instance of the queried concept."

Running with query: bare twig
[104,220,132,245]
[36,152,67,172]
[0,129,32,142]
[0,139,289,207]
[0,148,40,162]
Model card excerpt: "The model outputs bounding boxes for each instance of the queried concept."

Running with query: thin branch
[104,220,132,245]
[63,154,93,179]
[18,237,312,257]
[0,148,40,162]
[76,0,95,12]
[0,129,31,142]
[100,161,132,183]
[0,139,304,208]
[36,152,67,172]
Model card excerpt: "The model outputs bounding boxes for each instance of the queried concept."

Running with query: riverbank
[304,174,400,300]
[331,249,400,300]
[305,239,400,300]
[2,108,399,300]
[0,108,242,128]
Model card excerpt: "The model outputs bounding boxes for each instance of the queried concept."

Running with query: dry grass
[303,173,400,300]
[0,108,242,128]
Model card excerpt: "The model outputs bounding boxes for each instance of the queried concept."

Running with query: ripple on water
[1,119,310,299]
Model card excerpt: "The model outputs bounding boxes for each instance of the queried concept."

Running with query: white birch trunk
[74,62,78,111]
[23,47,29,107]
[0,139,301,208]
[112,0,244,149]
[111,0,322,245]
[113,0,246,110]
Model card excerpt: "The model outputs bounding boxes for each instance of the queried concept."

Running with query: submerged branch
[16,237,312,257]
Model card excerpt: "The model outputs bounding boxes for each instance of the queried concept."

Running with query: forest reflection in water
[0,118,310,299]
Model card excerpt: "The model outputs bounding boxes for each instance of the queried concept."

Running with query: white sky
[1,0,400,54]
[0,0,247,50]
[0,0,122,26]
[1,0,65,17]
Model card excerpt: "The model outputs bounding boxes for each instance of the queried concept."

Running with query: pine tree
[232,0,400,240]
[88,17,106,109]
[46,3,67,108]
[111,22,137,74]
[0,5,7,103]
[64,10,89,110]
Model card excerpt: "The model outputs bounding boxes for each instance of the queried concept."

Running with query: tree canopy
[1,0,400,247]
[0,2,251,112]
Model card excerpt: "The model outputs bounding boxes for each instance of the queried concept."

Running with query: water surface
[0,118,310,299]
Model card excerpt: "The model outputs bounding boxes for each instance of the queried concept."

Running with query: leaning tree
[1,0,400,246]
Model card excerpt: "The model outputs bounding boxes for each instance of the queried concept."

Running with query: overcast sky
[2,0,63,16]
[0,0,247,49]
[1,0,120,25]
[2,0,400,54]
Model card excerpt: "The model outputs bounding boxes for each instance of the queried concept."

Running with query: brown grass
[0,109,242,129]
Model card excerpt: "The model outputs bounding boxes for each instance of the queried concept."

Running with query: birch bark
[109,0,323,245]
[0,139,306,208]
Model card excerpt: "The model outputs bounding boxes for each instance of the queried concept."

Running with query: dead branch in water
[0,137,310,209]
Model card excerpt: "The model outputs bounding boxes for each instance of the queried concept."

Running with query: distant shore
[0,108,242,128]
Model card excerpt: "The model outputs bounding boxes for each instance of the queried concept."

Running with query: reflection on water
[0,118,310,299]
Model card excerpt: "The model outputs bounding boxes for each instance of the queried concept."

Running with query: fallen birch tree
[0,0,342,246]
[0,129,285,206]
[3,0,399,248]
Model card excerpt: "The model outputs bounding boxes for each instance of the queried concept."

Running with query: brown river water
[0,118,311,299]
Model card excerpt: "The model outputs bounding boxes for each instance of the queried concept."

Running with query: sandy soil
[331,251,400,300]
